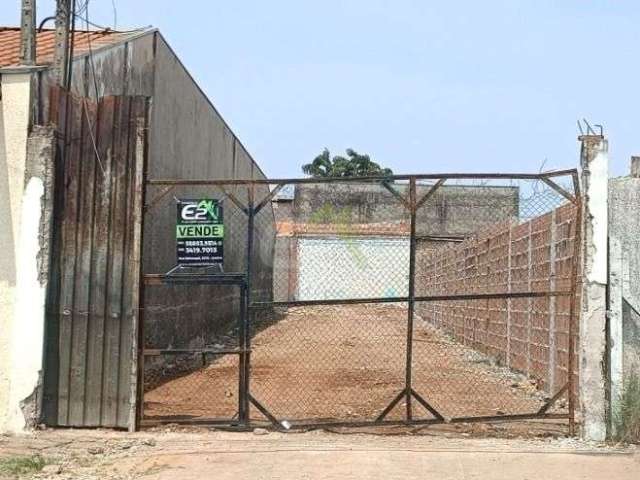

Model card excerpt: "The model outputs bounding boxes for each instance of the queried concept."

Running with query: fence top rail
[146,169,579,186]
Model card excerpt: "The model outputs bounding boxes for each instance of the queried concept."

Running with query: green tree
[302,148,393,177]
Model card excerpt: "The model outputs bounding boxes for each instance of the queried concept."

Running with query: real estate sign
[176,199,224,265]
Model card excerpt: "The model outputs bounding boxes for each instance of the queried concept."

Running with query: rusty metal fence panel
[44,87,148,428]
[140,171,581,433]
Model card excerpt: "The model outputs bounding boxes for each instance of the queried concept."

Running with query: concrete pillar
[578,134,609,441]
[5,126,55,431]
[0,73,32,432]
[631,156,640,178]
[608,236,624,436]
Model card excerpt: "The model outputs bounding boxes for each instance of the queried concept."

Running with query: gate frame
[138,170,582,434]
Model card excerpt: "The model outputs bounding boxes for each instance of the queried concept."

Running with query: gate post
[239,185,255,426]
[404,178,417,421]
[578,134,609,441]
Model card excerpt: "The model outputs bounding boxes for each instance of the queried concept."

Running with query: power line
[111,0,118,30]
[80,0,106,175]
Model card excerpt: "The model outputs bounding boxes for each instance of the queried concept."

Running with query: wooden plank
[121,97,148,429]
[83,96,117,425]
[101,97,131,426]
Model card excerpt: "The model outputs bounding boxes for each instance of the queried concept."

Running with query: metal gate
[139,171,581,433]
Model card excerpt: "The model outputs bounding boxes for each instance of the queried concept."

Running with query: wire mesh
[141,173,581,430]
[249,303,407,424]
[143,353,239,421]
[141,283,241,422]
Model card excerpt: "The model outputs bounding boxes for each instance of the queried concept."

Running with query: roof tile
[0,26,148,68]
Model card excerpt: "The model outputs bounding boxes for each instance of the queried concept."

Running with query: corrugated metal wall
[43,87,148,428]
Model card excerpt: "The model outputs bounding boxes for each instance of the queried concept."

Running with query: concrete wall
[288,183,519,237]
[273,182,519,302]
[579,135,609,441]
[609,172,640,395]
[0,72,33,431]
[0,74,55,431]
[296,237,409,300]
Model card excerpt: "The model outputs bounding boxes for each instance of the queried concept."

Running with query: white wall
[579,136,609,441]
[297,237,409,300]
[0,72,41,432]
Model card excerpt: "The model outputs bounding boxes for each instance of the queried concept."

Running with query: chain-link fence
[140,172,581,432]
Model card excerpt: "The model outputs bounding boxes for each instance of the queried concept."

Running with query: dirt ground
[144,304,560,428]
[0,428,637,480]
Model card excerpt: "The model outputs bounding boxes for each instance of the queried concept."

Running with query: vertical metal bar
[506,224,512,368]
[405,178,417,421]
[237,281,248,424]
[239,184,255,425]
[548,209,557,394]
[567,198,583,436]
[526,221,533,376]
[129,98,150,431]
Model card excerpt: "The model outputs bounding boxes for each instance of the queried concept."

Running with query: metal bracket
[537,383,569,414]
[254,183,285,214]
[144,184,176,213]
[248,394,281,428]
[540,176,577,204]
[375,387,445,423]
[215,184,249,214]
[415,179,446,210]
[381,180,412,210]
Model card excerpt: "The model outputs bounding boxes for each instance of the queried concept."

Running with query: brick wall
[416,202,580,395]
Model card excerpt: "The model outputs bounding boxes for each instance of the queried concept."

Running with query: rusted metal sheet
[43,86,148,428]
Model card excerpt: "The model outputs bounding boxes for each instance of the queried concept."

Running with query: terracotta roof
[0,26,150,68]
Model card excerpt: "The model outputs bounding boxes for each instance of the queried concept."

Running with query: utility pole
[19,0,37,65]
[53,0,72,86]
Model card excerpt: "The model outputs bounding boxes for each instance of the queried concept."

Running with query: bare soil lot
[0,429,637,480]
[144,304,560,428]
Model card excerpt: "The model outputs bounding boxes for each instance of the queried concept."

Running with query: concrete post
[608,236,624,436]
[631,156,640,178]
[578,134,609,441]
[19,0,37,65]
[4,126,56,431]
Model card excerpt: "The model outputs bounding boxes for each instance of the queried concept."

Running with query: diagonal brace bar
[248,394,281,428]
[415,179,446,210]
[381,181,411,210]
[253,183,285,214]
[411,388,445,421]
[144,185,176,213]
[540,177,577,204]
[537,383,569,414]
[215,184,249,214]
[375,388,407,423]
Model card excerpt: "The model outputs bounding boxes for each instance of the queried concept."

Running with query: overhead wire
[78,0,106,175]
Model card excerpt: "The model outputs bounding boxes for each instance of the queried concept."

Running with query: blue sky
[3,1,639,177]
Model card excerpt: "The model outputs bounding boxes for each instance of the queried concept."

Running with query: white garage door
[297,237,409,300]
